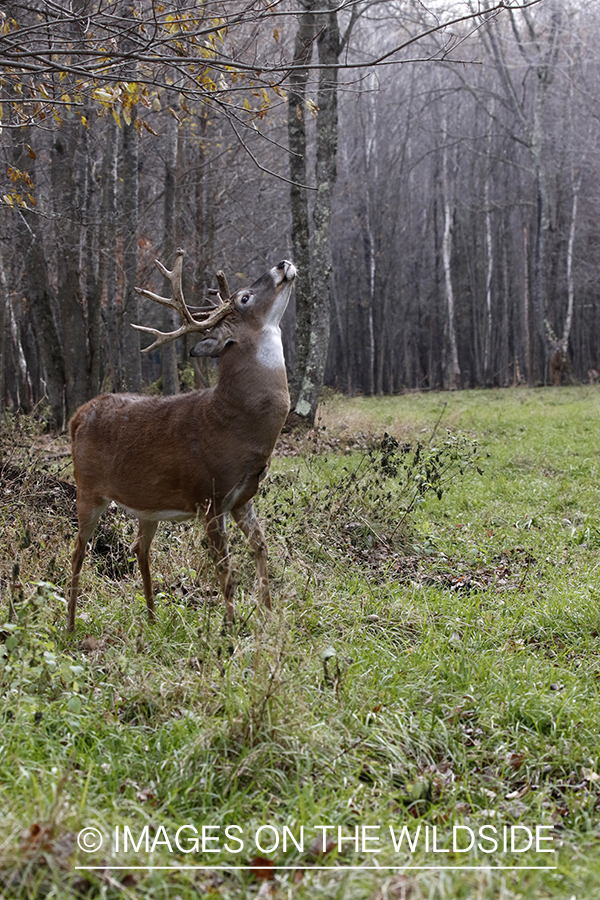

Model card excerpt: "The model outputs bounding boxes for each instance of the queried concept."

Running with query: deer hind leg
[131,519,159,623]
[204,512,235,623]
[232,502,272,612]
[68,497,109,632]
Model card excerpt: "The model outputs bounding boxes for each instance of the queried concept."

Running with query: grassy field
[1,386,600,899]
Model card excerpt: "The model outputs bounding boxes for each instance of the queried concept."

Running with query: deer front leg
[69,498,109,632]
[232,501,272,612]
[131,518,159,622]
[205,512,235,623]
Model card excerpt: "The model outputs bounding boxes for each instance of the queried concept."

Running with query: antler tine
[132,250,236,354]
[216,270,230,302]
[134,248,197,328]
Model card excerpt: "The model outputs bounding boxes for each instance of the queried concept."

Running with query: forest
[4,5,600,897]
[1,0,598,425]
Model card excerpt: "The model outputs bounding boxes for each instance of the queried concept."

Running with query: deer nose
[277,260,286,270]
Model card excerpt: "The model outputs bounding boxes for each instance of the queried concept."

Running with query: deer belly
[120,504,197,523]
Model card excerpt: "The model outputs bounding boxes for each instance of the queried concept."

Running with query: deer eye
[241,294,250,304]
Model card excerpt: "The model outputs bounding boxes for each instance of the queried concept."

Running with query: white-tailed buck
[68,251,296,631]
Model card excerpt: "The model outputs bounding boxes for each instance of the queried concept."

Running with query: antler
[132,249,234,353]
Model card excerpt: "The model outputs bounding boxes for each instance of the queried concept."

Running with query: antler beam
[133,249,235,353]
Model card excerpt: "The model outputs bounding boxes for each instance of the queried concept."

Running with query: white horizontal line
[75,865,557,871]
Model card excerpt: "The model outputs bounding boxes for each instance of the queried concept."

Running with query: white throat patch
[256,325,285,369]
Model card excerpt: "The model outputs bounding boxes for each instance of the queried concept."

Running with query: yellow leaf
[80,115,88,129]
[111,107,121,128]
[123,104,132,126]
[273,28,279,43]
[125,82,140,103]
[92,88,113,104]
[2,194,14,207]
[143,120,158,136]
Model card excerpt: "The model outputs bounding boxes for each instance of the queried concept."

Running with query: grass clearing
[1,387,600,898]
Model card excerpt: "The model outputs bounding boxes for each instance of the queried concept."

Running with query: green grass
[2,386,600,898]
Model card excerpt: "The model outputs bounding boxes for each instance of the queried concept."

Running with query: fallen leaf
[250,856,275,880]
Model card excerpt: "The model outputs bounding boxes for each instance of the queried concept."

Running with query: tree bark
[0,253,8,413]
[103,119,121,391]
[120,105,142,391]
[161,102,181,396]
[293,1,339,424]
[483,176,493,385]
[10,127,65,425]
[287,6,317,407]
[441,130,460,390]
[562,170,581,353]
[82,113,103,399]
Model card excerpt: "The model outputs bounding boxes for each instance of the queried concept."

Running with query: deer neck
[213,335,290,431]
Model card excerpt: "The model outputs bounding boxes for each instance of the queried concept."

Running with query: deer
[68,250,296,632]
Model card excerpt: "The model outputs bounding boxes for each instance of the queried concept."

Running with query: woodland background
[1,0,599,428]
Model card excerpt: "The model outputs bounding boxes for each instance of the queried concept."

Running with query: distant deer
[68,251,296,631]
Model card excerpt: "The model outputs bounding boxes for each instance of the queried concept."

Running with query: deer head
[132,249,295,361]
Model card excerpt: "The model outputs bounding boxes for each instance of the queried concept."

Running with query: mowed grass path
[2,387,600,899]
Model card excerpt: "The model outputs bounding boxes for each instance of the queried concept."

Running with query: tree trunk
[82,113,103,398]
[287,6,317,407]
[120,105,142,391]
[293,1,339,424]
[523,227,533,385]
[103,119,121,391]
[161,102,181,396]
[562,171,581,353]
[483,177,493,385]
[441,133,460,390]
[11,129,65,426]
[0,253,8,413]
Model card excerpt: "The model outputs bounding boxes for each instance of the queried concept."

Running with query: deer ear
[189,332,235,358]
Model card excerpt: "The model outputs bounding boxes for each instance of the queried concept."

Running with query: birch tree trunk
[287,6,317,408]
[562,171,581,354]
[441,129,460,390]
[293,1,339,423]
